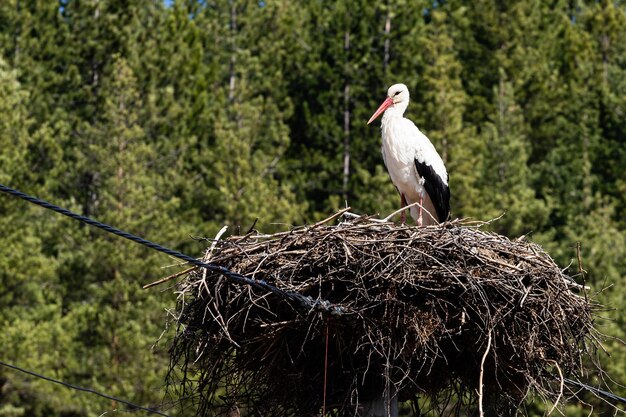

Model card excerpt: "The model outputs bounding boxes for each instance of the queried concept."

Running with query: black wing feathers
[414,159,450,222]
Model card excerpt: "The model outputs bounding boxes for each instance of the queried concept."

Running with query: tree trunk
[383,8,391,71]
[342,30,351,203]
[229,0,237,103]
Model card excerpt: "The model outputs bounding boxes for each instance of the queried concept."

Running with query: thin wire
[0,359,171,416]
[322,320,330,416]
[0,183,345,315]
[563,377,626,405]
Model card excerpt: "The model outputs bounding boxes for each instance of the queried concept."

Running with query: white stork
[367,83,450,226]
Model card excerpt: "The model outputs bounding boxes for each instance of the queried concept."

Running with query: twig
[381,201,437,224]
[342,211,388,223]
[478,331,492,417]
[259,320,297,328]
[382,201,420,222]
[143,266,196,289]
[205,225,229,261]
[576,242,586,276]
[482,211,506,224]
[143,225,228,290]
[246,218,259,234]
[201,226,229,284]
[309,206,352,231]
[575,241,591,293]
[547,360,564,415]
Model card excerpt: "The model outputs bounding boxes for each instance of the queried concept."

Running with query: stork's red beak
[367,97,394,125]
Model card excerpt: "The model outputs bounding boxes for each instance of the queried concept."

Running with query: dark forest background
[0,1,624,416]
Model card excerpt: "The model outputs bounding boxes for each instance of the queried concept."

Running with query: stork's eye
[394,91,400,96]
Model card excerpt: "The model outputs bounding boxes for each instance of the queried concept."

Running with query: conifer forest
[0,1,625,416]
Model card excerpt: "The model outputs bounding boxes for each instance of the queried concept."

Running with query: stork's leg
[400,193,408,224]
[417,193,423,226]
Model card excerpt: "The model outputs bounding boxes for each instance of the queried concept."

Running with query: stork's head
[367,83,410,125]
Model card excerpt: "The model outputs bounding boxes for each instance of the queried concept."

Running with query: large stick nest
[166,212,600,416]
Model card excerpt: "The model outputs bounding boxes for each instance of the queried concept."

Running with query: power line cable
[0,183,344,315]
[0,359,171,416]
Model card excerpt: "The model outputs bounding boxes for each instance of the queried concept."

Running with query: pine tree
[52,55,177,415]
[283,0,393,218]
[473,71,549,236]
[0,57,63,417]
[185,0,308,230]
[581,1,626,225]
[0,57,58,310]
[417,7,481,219]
